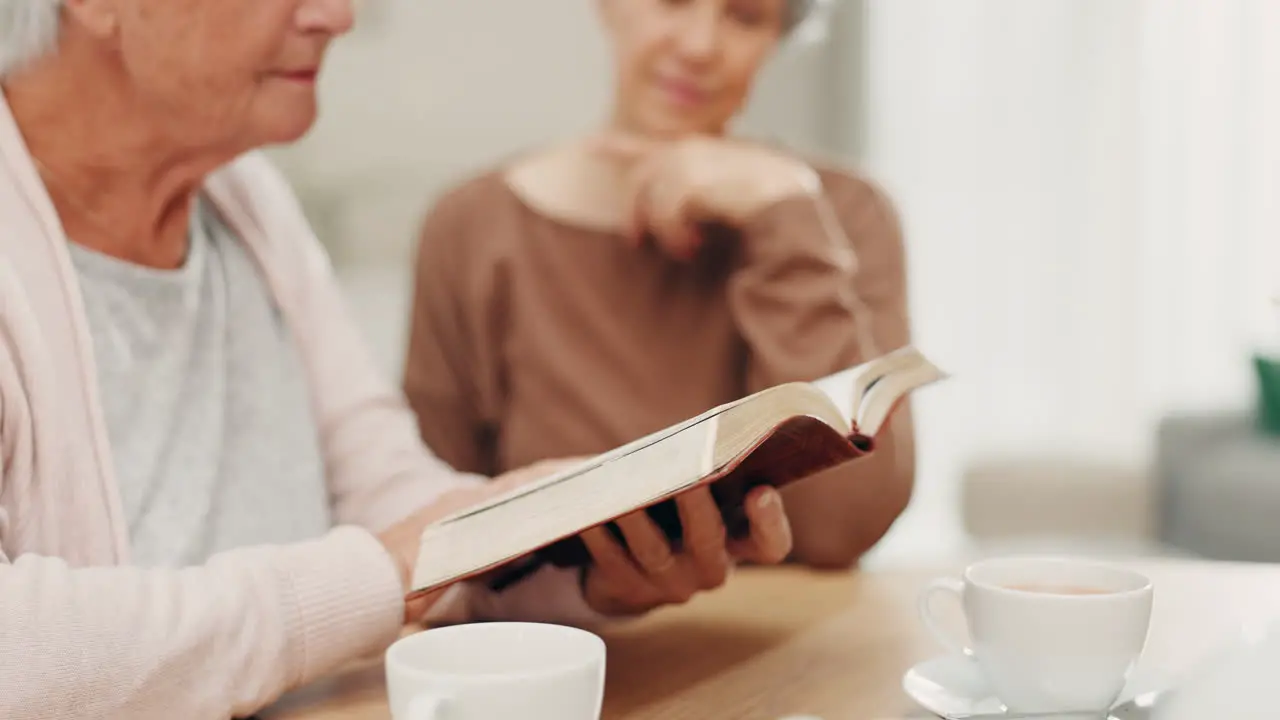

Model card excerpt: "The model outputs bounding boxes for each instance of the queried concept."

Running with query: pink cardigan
[0,97,595,719]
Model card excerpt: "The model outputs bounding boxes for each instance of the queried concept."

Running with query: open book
[410,346,946,596]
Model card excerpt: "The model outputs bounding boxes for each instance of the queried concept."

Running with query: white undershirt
[69,198,332,567]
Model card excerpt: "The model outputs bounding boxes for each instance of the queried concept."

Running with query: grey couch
[1157,413,1280,562]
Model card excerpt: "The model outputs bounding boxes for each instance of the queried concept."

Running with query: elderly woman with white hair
[0,1,797,718]
[404,0,915,578]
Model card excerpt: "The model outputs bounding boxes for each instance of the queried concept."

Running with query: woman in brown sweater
[404,0,914,573]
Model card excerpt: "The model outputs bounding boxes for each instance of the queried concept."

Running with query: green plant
[1255,353,1280,436]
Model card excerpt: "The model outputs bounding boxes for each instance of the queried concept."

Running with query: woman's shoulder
[738,141,903,229]
[422,144,571,234]
[791,155,905,245]
[425,141,613,240]
[802,157,901,218]
[414,152,565,283]
[423,167,514,230]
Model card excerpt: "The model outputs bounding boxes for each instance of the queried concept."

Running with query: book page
[811,367,858,424]
[855,355,948,435]
[811,346,939,427]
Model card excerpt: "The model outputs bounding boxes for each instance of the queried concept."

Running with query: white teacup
[385,622,606,720]
[918,557,1154,714]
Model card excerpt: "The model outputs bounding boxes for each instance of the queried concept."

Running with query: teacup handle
[408,695,444,719]
[918,577,973,657]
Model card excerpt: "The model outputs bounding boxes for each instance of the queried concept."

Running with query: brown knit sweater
[404,164,915,567]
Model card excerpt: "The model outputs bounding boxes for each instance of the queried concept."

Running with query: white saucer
[903,654,1168,717]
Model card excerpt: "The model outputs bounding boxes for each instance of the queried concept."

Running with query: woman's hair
[785,0,831,41]
[785,0,816,29]
[0,0,61,78]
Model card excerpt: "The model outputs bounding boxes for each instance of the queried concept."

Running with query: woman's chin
[254,106,320,146]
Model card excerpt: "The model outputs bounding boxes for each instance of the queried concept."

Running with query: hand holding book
[579,484,790,616]
[383,459,793,621]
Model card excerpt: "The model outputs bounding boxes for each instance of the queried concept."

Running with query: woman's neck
[3,58,225,269]
[507,115,733,232]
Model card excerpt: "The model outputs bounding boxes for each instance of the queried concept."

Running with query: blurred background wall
[269,0,1280,567]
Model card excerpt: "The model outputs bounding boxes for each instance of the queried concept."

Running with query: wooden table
[265,559,1280,719]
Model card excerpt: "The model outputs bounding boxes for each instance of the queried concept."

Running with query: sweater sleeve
[727,171,916,567]
[0,525,405,720]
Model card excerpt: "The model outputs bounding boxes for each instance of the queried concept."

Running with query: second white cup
[385,622,606,720]
[918,557,1154,714]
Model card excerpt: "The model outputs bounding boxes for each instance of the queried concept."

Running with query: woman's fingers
[615,145,702,259]
[675,487,732,589]
[581,525,659,607]
[642,171,700,258]
[615,510,698,602]
[729,486,793,564]
[625,154,663,244]
[581,484,790,615]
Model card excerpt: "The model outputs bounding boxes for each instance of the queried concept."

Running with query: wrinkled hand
[580,484,792,617]
[380,459,586,623]
[591,133,821,259]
